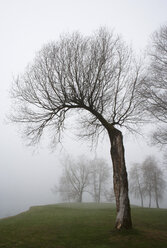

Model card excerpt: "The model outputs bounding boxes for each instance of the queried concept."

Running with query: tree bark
[108,126,132,229]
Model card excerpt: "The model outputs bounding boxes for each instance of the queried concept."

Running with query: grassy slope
[0,203,167,248]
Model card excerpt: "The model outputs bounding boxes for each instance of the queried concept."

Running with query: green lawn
[0,203,167,248]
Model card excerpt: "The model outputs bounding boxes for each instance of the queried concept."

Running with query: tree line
[52,156,114,203]
[52,155,166,208]
[10,24,167,229]
[129,156,166,208]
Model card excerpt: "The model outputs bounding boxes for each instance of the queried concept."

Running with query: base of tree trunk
[115,188,132,229]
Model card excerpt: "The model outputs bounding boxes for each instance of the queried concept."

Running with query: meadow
[0,203,167,248]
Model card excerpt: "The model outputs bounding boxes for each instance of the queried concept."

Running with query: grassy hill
[0,203,167,248]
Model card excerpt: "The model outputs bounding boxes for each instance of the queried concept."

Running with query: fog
[0,0,167,218]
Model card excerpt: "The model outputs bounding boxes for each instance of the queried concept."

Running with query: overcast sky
[0,0,167,218]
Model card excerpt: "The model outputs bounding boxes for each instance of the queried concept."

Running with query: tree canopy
[141,25,167,146]
[11,28,146,229]
[11,28,144,146]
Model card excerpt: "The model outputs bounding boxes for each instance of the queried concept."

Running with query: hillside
[0,203,167,248]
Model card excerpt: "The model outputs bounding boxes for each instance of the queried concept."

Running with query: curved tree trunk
[108,126,132,229]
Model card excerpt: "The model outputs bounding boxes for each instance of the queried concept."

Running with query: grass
[0,203,167,248]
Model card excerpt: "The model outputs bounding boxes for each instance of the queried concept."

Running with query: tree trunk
[155,190,160,208]
[155,195,159,208]
[78,192,83,203]
[148,191,151,208]
[140,192,144,208]
[138,186,144,207]
[108,127,132,229]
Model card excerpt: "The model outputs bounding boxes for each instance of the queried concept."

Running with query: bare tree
[142,25,167,146]
[52,179,74,203]
[53,156,91,203]
[129,163,145,207]
[142,156,166,208]
[88,158,111,203]
[104,187,115,203]
[11,28,145,229]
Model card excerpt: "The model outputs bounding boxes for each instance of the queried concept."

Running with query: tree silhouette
[11,28,144,229]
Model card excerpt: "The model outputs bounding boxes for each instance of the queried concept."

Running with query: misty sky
[0,0,167,218]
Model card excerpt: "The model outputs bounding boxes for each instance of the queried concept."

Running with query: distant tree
[142,156,166,208]
[52,178,74,202]
[129,163,145,207]
[142,25,167,146]
[53,156,91,203]
[104,187,115,203]
[88,158,111,203]
[10,28,145,229]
